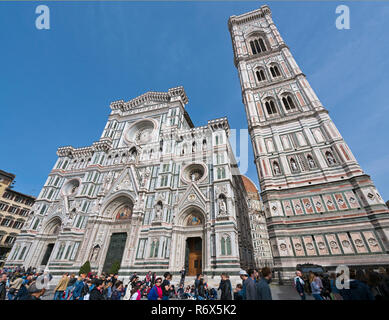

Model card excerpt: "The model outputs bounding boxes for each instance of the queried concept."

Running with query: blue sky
[0,1,388,201]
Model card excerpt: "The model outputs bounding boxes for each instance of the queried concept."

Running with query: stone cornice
[110,86,189,112]
[228,5,271,30]
[57,138,113,158]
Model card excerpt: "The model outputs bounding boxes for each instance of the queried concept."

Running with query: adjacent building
[0,170,35,266]
[229,5,389,277]
[242,175,273,268]
[5,87,255,279]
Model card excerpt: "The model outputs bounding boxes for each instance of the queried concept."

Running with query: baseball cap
[239,270,248,276]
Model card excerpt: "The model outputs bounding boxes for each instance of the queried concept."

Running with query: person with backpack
[294,270,306,300]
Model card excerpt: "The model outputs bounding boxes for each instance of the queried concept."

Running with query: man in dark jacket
[256,267,272,300]
[340,269,374,300]
[0,273,7,300]
[18,283,46,300]
[294,270,306,300]
[245,269,258,300]
[218,273,232,300]
[89,279,105,300]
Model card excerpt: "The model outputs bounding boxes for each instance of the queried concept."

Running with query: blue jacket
[340,280,375,300]
[72,280,85,299]
[256,278,272,300]
[147,286,160,300]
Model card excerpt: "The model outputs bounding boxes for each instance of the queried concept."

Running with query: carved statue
[140,168,151,187]
[91,246,100,262]
[327,153,335,165]
[218,197,227,215]
[308,157,315,169]
[103,172,113,192]
[154,202,163,220]
[273,162,281,175]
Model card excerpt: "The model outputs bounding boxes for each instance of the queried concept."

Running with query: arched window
[307,155,316,169]
[290,158,299,172]
[255,69,266,82]
[325,151,336,165]
[265,100,277,115]
[282,95,297,111]
[221,235,232,256]
[249,37,267,55]
[270,65,281,78]
[39,204,46,215]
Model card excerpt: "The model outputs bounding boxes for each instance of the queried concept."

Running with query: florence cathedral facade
[5,86,257,278]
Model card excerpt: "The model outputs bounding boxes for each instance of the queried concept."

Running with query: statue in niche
[290,159,298,172]
[103,172,114,192]
[308,156,316,169]
[218,196,227,215]
[140,168,151,187]
[326,152,336,165]
[154,202,163,220]
[273,162,281,175]
[91,245,100,262]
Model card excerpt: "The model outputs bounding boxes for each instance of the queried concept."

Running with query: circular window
[182,163,207,183]
[62,179,80,196]
[125,120,156,145]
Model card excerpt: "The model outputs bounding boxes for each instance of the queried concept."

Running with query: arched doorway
[101,199,133,273]
[182,210,204,276]
[41,217,61,266]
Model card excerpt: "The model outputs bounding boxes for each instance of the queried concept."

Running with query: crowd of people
[293,267,389,300]
[1,265,389,300]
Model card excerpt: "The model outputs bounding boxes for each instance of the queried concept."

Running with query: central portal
[185,237,202,276]
[102,232,127,273]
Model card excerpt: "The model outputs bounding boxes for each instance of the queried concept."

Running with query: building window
[265,100,277,115]
[1,219,11,227]
[282,95,297,111]
[256,69,266,82]
[221,235,232,256]
[249,38,267,55]
[160,175,169,187]
[217,167,226,180]
[270,65,281,78]
[5,236,15,244]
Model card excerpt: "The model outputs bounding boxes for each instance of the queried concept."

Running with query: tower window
[265,100,277,115]
[255,69,266,82]
[249,38,267,55]
[270,65,281,78]
[282,95,296,111]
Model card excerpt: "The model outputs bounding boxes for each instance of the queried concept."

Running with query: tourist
[0,273,7,300]
[180,267,186,287]
[367,271,385,300]
[18,283,46,300]
[145,271,152,286]
[311,273,323,300]
[64,274,77,300]
[54,273,69,300]
[194,273,202,299]
[103,281,113,299]
[233,283,243,300]
[239,270,249,300]
[329,273,342,300]
[130,283,142,300]
[294,270,306,300]
[339,269,374,300]
[245,269,258,300]
[111,281,124,300]
[256,267,272,300]
[71,276,86,300]
[161,272,173,300]
[89,279,105,300]
[197,277,207,300]
[148,277,163,300]
[321,274,332,300]
[218,273,232,300]
[8,273,24,300]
